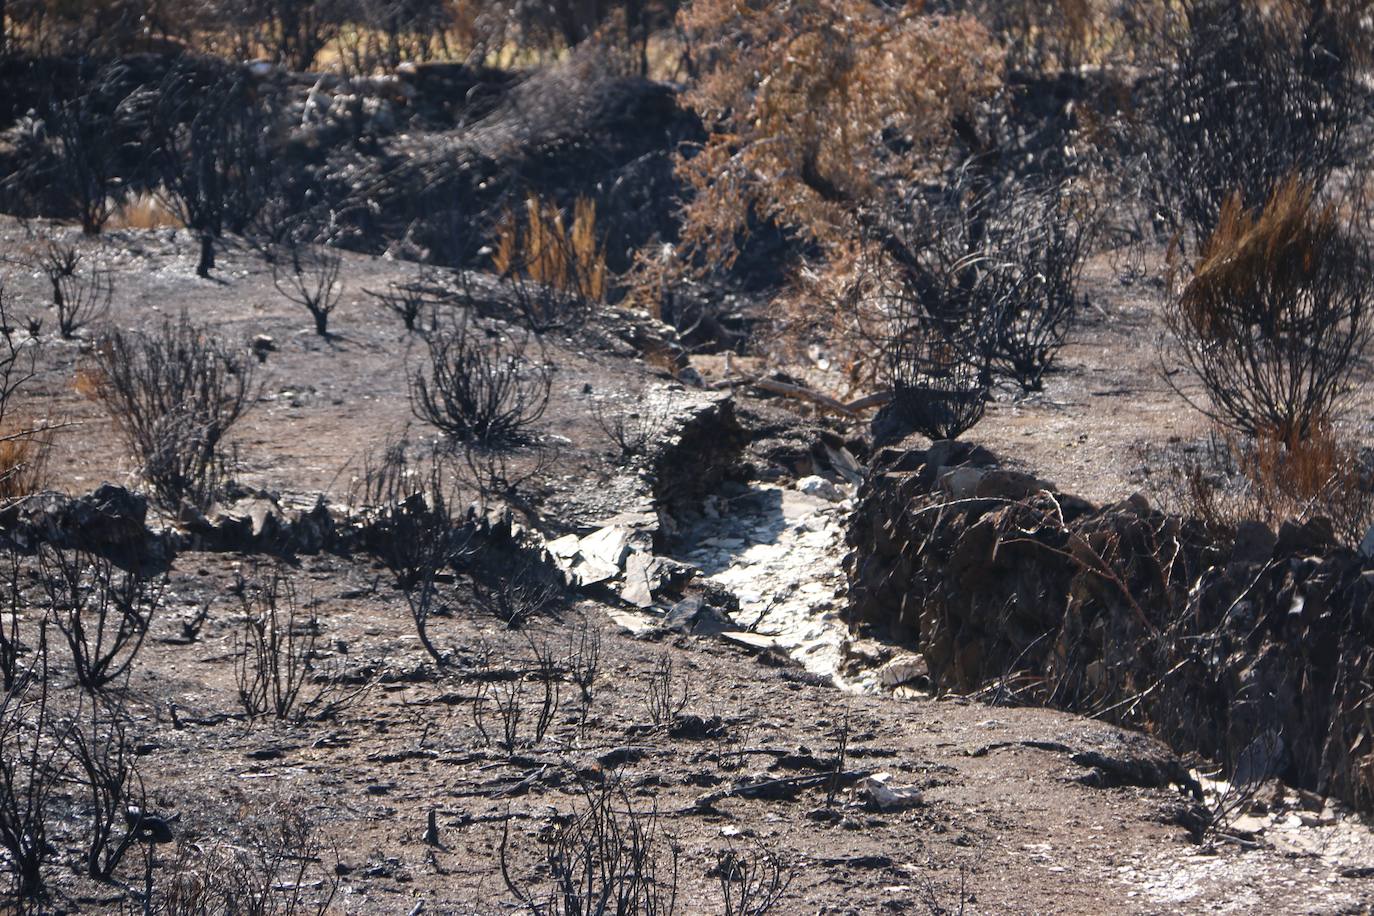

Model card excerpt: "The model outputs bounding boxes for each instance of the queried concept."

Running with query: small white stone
[879,656,934,692]
[797,475,844,502]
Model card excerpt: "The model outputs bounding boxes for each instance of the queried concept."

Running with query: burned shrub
[410,312,550,446]
[866,170,1096,408]
[36,242,112,339]
[154,803,339,915]
[501,775,679,915]
[1162,179,1374,443]
[233,570,313,721]
[364,274,445,333]
[504,267,599,337]
[59,696,144,880]
[590,387,671,460]
[36,545,161,691]
[845,166,1095,441]
[142,412,237,514]
[988,182,1097,391]
[567,621,600,727]
[234,566,366,722]
[715,837,791,916]
[876,320,991,445]
[0,549,25,694]
[472,641,561,754]
[272,242,343,337]
[643,651,691,729]
[351,438,459,587]
[0,640,64,901]
[350,439,471,667]
[472,560,559,629]
[89,313,256,511]
[861,178,1006,442]
[1127,0,1372,243]
[456,437,560,509]
[47,88,122,235]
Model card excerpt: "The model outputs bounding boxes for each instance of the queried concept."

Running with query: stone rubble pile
[555,471,870,687]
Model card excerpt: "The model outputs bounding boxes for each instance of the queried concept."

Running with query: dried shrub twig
[37,546,160,691]
[501,774,679,915]
[89,312,255,511]
[234,568,367,722]
[410,312,550,446]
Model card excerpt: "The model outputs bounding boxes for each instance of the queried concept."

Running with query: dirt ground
[28,548,1374,915]
[3,218,1374,913]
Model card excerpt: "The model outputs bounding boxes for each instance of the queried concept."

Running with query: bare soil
[40,550,1374,915]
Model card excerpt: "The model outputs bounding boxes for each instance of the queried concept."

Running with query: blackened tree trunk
[626,0,647,76]
[197,233,215,278]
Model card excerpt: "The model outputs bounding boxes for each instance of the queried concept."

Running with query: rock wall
[845,438,1374,812]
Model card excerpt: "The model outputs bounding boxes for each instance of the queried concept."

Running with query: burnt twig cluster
[89,312,256,511]
[410,311,550,447]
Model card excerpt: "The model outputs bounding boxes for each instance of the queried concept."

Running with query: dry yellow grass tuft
[0,426,51,503]
[1239,423,1374,540]
[492,194,607,302]
[107,192,183,231]
[1168,421,1374,546]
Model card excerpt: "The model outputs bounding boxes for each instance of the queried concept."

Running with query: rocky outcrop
[649,395,750,524]
[737,402,864,485]
[2,484,172,567]
[184,493,336,554]
[845,437,1374,814]
[0,484,351,564]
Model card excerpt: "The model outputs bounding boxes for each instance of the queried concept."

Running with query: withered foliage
[1147,425,1374,549]
[675,1,1003,273]
[1164,179,1374,443]
[667,0,1088,406]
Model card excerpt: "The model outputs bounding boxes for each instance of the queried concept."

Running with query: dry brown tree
[669,1,1005,391]
[676,1,1001,271]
